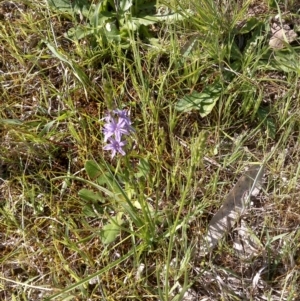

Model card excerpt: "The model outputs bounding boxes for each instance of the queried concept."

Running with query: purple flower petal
[113,109,135,133]
[113,109,131,123]
[103,138,127,158]
[103,117,129,142]
[102,109,134,158]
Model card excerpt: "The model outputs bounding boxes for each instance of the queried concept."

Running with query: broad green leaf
[85,160,102,179]
[229,40,242,62]
[135,158,150,178]
[243,26,265,56]
[132,200,142,209]
[78,188,104,203]
[97,171,114,185]
[47,0,72,12]
[82,203,104,217]
[105,22,121,41]
[133,1,156,15]
[67,26,94,40]
[100,223,120,244]
[82,205,97,217]
[268,0,277,8]
[90,11,115,28]
[238,18,262,34]
[135,17,156,26]
[124,183,136,200]
[175,82,222,117]
[273,50,300,73]
[121,19,140,31]
[100,213,123,244]
[47,0,92,18]
[141,12,188,23]
[119,0,132,13]
[96,172,122,194]
[132,200,154,213]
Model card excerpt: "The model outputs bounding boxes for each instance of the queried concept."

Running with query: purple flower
[113,109,131,124]
[113,109,135,134]
[103,137,127,158]
[102,109,134,158]
[103,117,129,142]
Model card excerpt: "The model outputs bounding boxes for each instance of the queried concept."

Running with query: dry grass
[1,0,300,300]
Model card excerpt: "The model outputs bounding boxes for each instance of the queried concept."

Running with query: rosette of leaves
[47,0,189,47]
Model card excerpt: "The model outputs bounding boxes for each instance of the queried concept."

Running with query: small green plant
[175,15,277,138]
[48,0,189,47]
[76,110,157,245]
[78,157,156,245]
